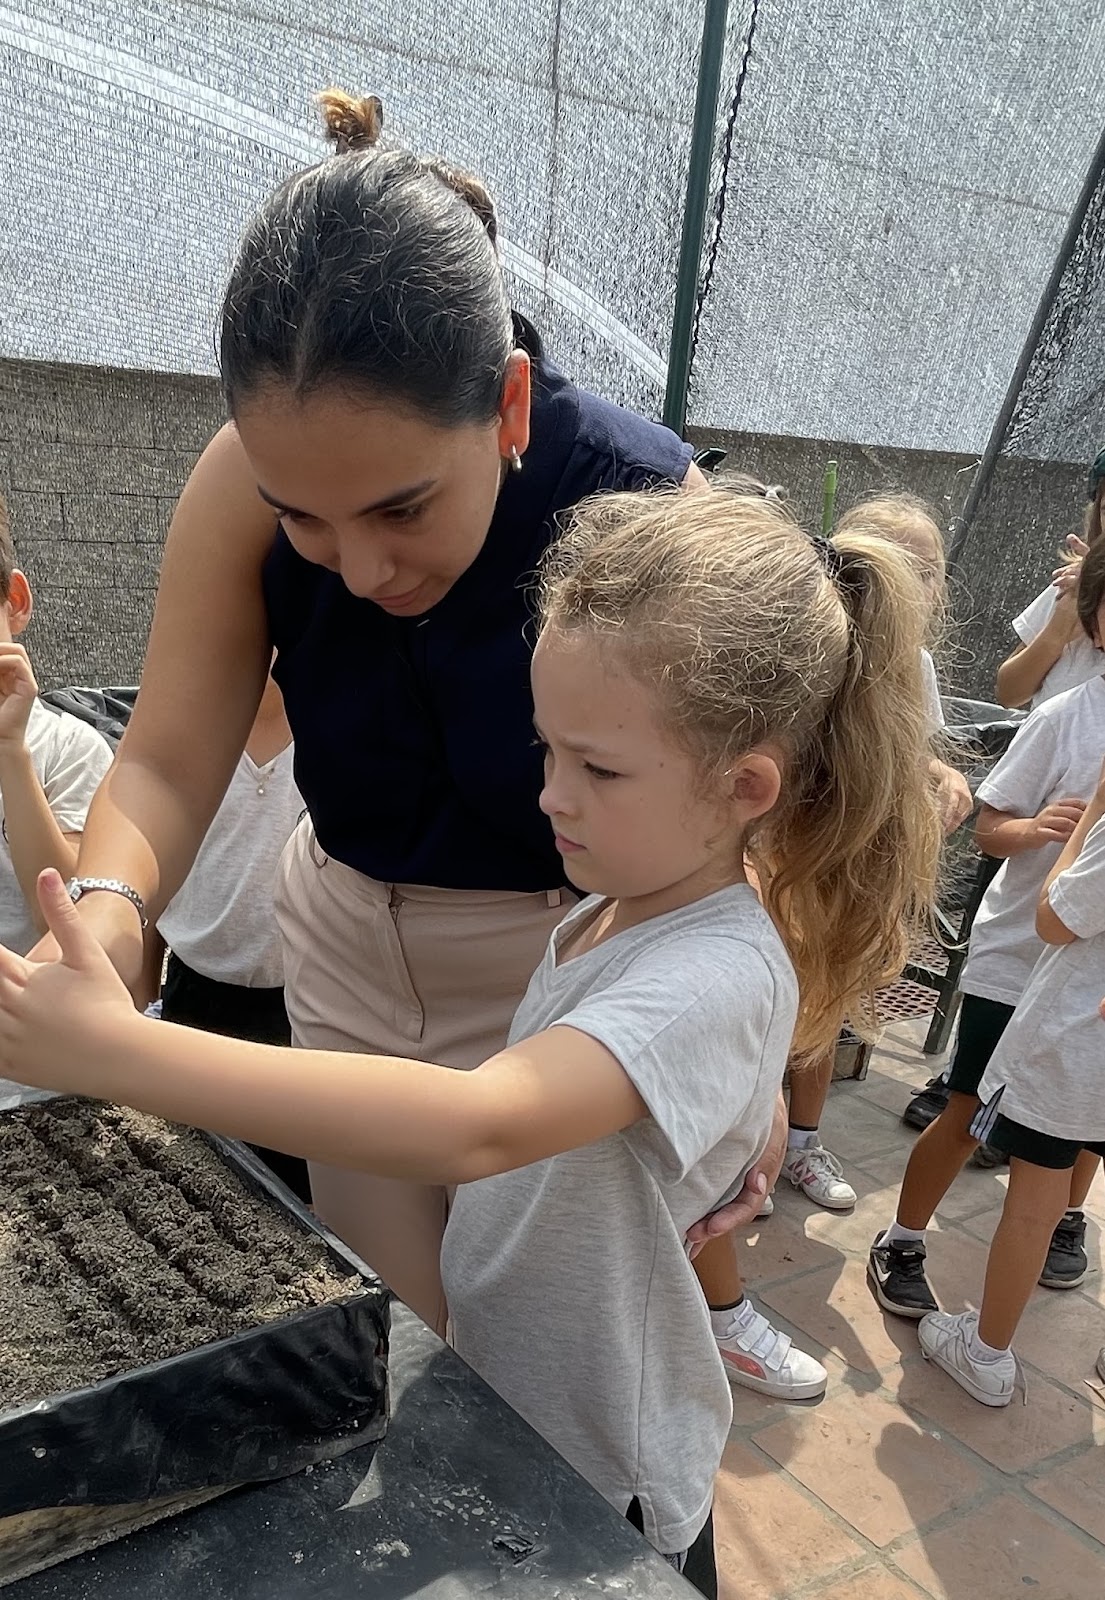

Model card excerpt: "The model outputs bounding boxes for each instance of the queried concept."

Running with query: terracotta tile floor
[714,1017,1105,1600]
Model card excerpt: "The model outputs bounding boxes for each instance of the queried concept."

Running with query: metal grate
[875,975,939,1026]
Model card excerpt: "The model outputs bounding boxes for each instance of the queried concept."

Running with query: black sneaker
[1039,1211,1088,1289]
[867,1235,939,1319]
[902,1077,950,1131]
[969,1140,1009,1170]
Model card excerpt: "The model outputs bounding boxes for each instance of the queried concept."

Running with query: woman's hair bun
[317,89,384,153]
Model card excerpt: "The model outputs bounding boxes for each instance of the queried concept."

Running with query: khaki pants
[275,817,570,1335]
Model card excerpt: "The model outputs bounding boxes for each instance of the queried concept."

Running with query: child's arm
[995,580,1083,709]
[0,647,84,935]
[975,797,1086,859]
[1036,757,1105,945]
[995,627,1072,710]
[0,873,649,1182]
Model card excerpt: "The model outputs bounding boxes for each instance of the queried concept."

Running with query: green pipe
[821,460,839,536]
[662,0,731,435]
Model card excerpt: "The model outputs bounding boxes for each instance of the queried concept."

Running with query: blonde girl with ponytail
[0,489,940,1591]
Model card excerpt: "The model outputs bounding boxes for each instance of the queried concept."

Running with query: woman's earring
[508,445,523,474]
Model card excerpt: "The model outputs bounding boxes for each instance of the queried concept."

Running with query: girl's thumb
[37,870,97,965]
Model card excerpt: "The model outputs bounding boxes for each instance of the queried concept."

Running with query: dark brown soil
[0,1099,359,1412]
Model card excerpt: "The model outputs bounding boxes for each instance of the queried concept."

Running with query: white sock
[787,1126,819,1151]
[877,1221,926,1249]
[710,1296,755,1336]
[967,1322,1010,1364]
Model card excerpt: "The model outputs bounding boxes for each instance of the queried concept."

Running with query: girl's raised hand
[0,869,135,1092]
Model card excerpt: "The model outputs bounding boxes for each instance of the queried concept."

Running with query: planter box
[0,1100,389,1589]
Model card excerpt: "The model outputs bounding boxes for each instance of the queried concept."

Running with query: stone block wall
[0,357,1087,699]
[0,359,224,688]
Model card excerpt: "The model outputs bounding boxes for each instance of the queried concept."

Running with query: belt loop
[547,888,563,908]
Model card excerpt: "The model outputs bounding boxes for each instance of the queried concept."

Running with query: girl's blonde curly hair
[539,488,942,1061]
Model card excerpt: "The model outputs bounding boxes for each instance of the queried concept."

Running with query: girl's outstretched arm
[0,872,647,1182]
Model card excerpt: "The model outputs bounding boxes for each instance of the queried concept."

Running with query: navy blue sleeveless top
[264,359,692,891]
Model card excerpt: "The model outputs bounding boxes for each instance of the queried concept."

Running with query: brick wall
[0,359,224,688]
[0,357,1087,699]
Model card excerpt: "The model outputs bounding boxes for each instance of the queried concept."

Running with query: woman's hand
[685,1090,787,1257]
[0,870,135,1092]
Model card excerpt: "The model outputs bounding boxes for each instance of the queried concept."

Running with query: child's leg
[896,1090,981,1230]
[693,1233,744,1307]
[978,1157,1072,1349]
[1069,1148,1100,1209]
[782,1051,857,1210]
[693,1235,827,1400]
[1037,1148,1101,1289]
[786,1050,833,1131]
[920,1121,1086,1408]
[869,996,1013,1319]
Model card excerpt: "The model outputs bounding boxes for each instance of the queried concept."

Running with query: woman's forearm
[76,754,227,919]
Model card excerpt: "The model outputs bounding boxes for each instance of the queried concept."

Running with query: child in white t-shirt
[996,450,1105,710]
[154,667,307,1198]
[0,491,942,1588]
[0,495,113,1103]
[869,538,1105,1321]
[918,771,1105,1405]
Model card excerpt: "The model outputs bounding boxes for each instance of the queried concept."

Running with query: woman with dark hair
[42,91,780,1336]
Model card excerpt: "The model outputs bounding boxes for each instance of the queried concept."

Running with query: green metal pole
[662,0,731,435]
[821,460,839,536]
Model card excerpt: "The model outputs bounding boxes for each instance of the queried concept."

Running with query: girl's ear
[729,751,782,821]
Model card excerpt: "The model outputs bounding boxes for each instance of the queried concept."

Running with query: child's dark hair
[0,493,14,602]
[220,90,539,426]
[1077,534,1105,640]
[1084,451,1105,549]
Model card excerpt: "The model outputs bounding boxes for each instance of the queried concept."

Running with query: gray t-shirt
[441,885,797,1555]
[979,813,1105,1142]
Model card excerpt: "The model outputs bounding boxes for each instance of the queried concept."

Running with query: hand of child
[0,643,39,749]
[1051,534,1090,588]
[684,1092,787,1257]
[933,762,973,834]
[1030,797,1087,847]
[0,870,135,1092]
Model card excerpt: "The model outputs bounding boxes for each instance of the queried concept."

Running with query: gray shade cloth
[2,2,1105,455]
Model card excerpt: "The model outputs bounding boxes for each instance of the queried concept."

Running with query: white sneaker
[781,1141,857,1210]
[919,1310,1018,1408]
[715,1302,828,1400]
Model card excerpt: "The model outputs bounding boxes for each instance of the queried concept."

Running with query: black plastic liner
[0,1131,390,1517]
